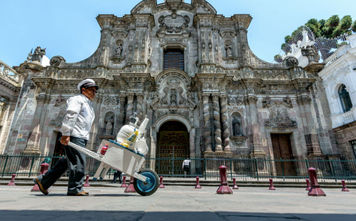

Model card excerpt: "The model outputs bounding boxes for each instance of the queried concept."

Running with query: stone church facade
[2,0,341,175]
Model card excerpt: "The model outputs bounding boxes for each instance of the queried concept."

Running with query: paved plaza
[0,185,355,221]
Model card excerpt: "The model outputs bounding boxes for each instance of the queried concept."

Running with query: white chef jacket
[60,94,95,141]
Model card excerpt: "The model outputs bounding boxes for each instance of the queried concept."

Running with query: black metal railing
[1,155,356,180]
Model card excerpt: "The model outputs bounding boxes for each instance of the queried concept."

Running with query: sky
[0,0,355,67]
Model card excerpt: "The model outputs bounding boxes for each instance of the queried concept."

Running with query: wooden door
[156,121,189,175]
[271,134,296,176]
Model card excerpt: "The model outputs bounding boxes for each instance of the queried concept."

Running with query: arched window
[164,48,184,70]
[338,84,353,113]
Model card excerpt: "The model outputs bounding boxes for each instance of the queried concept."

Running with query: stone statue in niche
[104,112,115,135]
[112,40,123,59]
[232,117,242,136]
[105,121,113,135]
[170,88,177,105]
[225,43,233,58]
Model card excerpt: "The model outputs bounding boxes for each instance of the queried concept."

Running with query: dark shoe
[67,191,89,196]
[34,178,48,195]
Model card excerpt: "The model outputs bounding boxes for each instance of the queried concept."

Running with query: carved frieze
[227,96,245,106]
[102,96,119,106]
[262,96,293,109]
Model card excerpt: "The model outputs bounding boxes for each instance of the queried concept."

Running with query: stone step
[1,176,355,188]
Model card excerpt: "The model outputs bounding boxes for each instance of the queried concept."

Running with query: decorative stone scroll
[50,56,66,67]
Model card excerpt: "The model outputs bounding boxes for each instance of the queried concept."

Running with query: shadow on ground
[1,211,355,221]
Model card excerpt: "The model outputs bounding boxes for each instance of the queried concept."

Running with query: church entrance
[271,133,297,176]
[156,121,189,175]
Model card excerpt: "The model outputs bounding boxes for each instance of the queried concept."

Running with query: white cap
[77,79,99,91]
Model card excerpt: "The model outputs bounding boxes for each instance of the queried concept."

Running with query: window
[338,84,353,113]
[164,48,184,71]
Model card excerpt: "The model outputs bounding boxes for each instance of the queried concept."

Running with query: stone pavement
[0,185,355,221]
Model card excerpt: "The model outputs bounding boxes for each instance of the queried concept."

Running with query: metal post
[204,158,207,180]
[305,159,309,177]
[1,155,9,177]
[229,159,233,180]
[254,158,259,181]
[328,159,336,182]
[28,156,35,177]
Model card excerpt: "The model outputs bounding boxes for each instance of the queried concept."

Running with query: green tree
[275,15,356,62]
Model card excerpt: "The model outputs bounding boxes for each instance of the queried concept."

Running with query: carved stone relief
[265,106,297,128]
[154,71,195,109]
[103,96,119,106]
[157,12,190,35]
[262,96,293,109]
[228,96,245,106]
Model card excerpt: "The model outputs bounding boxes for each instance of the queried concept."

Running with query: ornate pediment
[157,12,191,36]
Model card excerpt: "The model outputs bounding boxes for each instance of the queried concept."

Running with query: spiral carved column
[220,95,231,153]
[203,95,212,152]
[213,95,223,152]
[126,94,134,122]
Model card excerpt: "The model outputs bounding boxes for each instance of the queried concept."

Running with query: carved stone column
[297,94,322,157]
[213,95,223,152]
[136,94,144,122]
[24,93,49,155]
[202,95,212,153]
[125,94,134,122]
[247,95,265,158]
[0,100,9,154]
[0,101,7,120]
[220,95,231,153]
[116,95,126,133]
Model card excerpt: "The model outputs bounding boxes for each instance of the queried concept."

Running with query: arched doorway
[156,121,189,175]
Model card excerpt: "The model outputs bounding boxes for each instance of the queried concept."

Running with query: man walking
[182,158,191,177]
[34,79,98,196]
